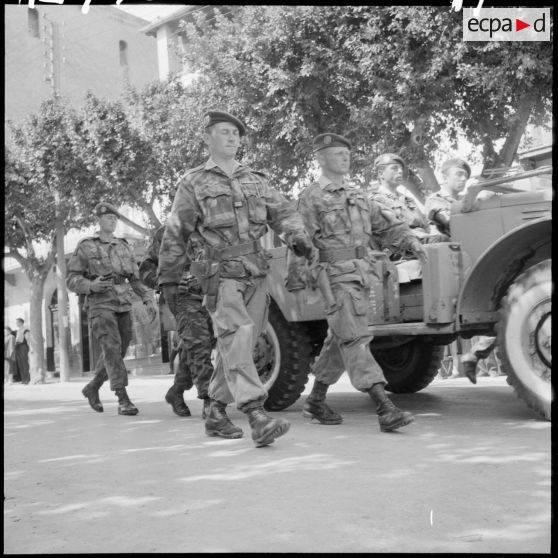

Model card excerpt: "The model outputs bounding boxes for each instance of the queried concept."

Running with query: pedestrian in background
[158,110,313,447]
[139,225,214,419]
[4,326,17,384]
[66,202,156,416]
[298,134,426,432]
[13,318,30,385]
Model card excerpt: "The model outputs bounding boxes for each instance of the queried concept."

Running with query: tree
[5,98,110,380]
[179,5,552,197]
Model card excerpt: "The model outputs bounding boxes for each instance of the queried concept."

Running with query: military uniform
[66,202,154,415]
[158,110,312,446]
[299,134,423,432]
[370,153,448,250]
[424,191,454,236]
[139,225,214,417]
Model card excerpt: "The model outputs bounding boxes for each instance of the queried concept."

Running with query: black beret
[313,133,351,153]
[374,153,406,170]
[441,158,471,178]
[204,110,246,136]
[94,202,120,218]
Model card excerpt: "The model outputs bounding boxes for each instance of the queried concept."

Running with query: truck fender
[457,218,551,328]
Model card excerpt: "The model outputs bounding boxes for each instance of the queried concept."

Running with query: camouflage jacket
[297,176,423,286]
[158,158,306,285]
[424,190,454,222]
[369,184,430,237]
[139,226,204,291]
[66,232,152,316]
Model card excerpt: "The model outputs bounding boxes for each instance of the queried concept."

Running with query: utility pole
[44,13,71,382]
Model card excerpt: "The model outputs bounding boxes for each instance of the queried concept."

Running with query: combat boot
[165,386,191,417]
[462,359,478,384]
[115,387,139,416]
[205,400,243,439]
[368,383,414,432]
[201,397,211,420]
[246,407,291,448]
[302,380,343,425]
[82,381,103,413]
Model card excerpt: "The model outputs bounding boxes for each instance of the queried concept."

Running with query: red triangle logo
[516,18,530,31]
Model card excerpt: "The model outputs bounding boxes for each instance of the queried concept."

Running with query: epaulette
[250,169,268,179]
[178,164,206,183]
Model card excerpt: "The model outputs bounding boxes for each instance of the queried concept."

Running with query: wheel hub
[534,311,551,369]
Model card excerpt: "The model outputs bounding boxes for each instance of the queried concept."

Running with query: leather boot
[201,397,211,420]
[302,380,342,424]
[82,382,103,413]
[462,359,478,384]
[368,383,414,432]
[115,387,139,416]
[165,386,191,417]
[246,407,291,448]
[205,400,243,439]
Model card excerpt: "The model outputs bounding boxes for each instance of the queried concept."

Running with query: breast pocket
[318,203,349,238]
[195,183,235,228]
[241,181,267,224]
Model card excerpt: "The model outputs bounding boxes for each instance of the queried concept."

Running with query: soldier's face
[319,146,351,175]
[445,167,469,195]
[98,213,118,233]
[205,122,241,159]
[379,163,404,186]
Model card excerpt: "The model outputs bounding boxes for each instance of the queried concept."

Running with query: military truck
[255,145,552,420]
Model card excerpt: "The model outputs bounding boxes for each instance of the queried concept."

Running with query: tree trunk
[56,215,71,382]
[28,272,48,383]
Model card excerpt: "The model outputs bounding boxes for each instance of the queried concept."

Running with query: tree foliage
[180,5,552,193]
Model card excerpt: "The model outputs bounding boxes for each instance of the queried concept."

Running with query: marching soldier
[67,202,156,415]
[139,225,213,419]
[158,110,313,448]
[298,134,427,432]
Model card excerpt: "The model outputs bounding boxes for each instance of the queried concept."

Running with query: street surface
[4,373,551,553]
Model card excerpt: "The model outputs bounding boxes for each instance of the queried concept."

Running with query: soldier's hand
[161,284,179,315]
[90,276,112,293]
[291,233,314,261]
[143,300,157,322]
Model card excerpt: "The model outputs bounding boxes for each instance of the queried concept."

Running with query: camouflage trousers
[208,276,269,413]
[312,280,386,391]
[89,310,132,392]
[462,335,497,364]
[173,281,215,399]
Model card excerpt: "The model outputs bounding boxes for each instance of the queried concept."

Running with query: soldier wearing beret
[368,153,448,255]
[297,133,426,432]
[158,110,313,447]
[67,202,156,416]
[139,225,214,419]
[425,158,497,383]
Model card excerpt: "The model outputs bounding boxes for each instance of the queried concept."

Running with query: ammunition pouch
[190,241,261,312]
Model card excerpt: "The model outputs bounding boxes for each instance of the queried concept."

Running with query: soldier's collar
[319,175,346,191]
[205,158,242,175]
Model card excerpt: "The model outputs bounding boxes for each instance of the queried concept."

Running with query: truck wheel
[256,302,313,411]
[497,259,552,420]
[372,339,444,393]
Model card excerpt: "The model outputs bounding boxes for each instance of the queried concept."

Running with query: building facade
[4,4,162,378]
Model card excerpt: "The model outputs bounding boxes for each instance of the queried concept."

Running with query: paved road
[3,374,551,553]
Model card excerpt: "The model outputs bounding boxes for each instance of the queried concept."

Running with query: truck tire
[372,339,444,393]
[497,259,551,420]
[257,301,313,411]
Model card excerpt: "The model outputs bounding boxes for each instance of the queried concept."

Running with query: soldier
[369,153,449,252]
[67,202,156,415]
[298,134,427,432]
[139,225,213,419]
[425,157,497,383]
[158,110,313,448]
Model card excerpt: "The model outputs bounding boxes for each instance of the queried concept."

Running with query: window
[28,8,40,38]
